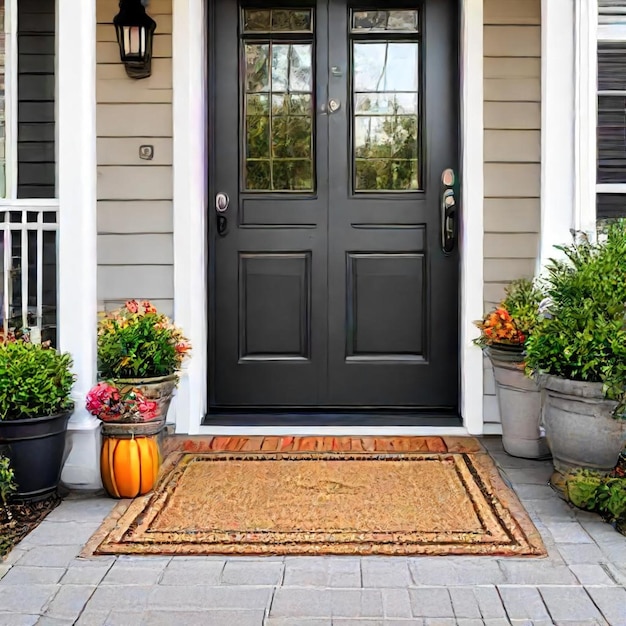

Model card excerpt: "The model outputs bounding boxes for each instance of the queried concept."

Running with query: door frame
[171,0,484,435]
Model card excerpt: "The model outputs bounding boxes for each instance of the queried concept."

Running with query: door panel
[210,0,458,412]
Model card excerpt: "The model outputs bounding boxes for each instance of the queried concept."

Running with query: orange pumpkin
[100,435,161,498]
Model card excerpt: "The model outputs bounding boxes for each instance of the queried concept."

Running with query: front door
[210,0,459,414]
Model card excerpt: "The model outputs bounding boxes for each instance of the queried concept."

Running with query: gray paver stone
[361,558,412,587]
[101,561,169,585]
[43,584,96,620]
[60,562,113,585]
[73,611,110,626]
[556,543,607,565]
[585,586,626,626]
[264,620,332,626]
[84,585,153,611]
[0,615,38,626]
[45,498,116,523]
[455,620,485,626]
[221,560,284,585]
[0,565,66,584]
[35,617,75,626]
[544,522,594,544]
[409,559,505,585]
[500,467,552,485]
[282,557,329,587]
[449,587,482,619]
[570,563,618,585]
[330,589,384,618]
[539,586,604,623]
[138,610,265,626]
[382,588,412,619]
[0,583,59,614]
[18,522,101,547]
[101,610,144,626]
[270,588,332,617]
[423,619,457,626]
[409,588,454,618]
[473,586,507,619]
[499,560,578,584]
[483,620,512,626]
[147,584,272,611]
[159,558,225,585]
[497,586,551,621]
[16,545,82,568]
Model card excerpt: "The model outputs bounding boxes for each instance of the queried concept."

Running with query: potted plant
[525,223,626,494]
[474,279,549,459]
[0,340,75,500]
[97,300,191,427]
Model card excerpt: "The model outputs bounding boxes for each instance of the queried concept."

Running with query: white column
[539,0,577,270]
[460,0,484,435]
[57,0,101,489]
[172,0,208,434]
[574,0,598,237]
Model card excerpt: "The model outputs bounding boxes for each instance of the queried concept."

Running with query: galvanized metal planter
[486,345,549,460]
[541,375,626,495]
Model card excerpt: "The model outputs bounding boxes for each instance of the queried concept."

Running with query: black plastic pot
[0,409,72,500]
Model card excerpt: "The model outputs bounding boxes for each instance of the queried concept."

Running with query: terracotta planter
[0,409,73,500]
[486,346,549,460]
[541,375,626,495]
[108,374,177,426]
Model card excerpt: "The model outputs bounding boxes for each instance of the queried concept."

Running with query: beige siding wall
[483,0,541,424]
[96,0,174,317]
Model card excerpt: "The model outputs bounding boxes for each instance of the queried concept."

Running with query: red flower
[142,300,157,314]
[125,300,139,314]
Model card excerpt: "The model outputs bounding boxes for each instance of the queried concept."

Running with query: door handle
[215,192,230,237]
[440,170,457,254]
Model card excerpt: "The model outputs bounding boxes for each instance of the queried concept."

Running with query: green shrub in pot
[0,341,75,499]
[525,222,626,492]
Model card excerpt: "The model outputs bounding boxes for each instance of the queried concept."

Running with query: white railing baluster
[0,202,59,343]
[36,211,43,331]
[2,212,10,338]
[21,210,28,331]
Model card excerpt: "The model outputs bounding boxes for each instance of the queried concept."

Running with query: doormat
[84,448,546,557]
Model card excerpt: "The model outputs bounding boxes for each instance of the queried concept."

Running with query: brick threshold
[161,435,484,457]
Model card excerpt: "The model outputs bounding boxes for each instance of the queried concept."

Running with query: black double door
[210,0,459,414]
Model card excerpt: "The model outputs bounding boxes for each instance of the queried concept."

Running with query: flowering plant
[85,381,159,423]
[97,300,191,379]
[474,279,544,349]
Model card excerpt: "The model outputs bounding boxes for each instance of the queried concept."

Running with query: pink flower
[142,300,157,314]
[125,300,139,314]
[138,400,158,420]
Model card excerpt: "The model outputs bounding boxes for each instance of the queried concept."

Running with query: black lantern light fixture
[113,0,157,79]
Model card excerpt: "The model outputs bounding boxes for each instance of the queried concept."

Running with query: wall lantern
[113,0,156,79]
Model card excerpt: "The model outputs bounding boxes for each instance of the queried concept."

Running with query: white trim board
[195,426,471,437]
[172,0,485,435]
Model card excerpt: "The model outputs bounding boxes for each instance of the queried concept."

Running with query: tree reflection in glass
[353,42,420,191]
[242,11,314,192]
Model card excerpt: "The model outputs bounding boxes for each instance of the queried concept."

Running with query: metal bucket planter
[542,375,626,495]
[486,345,549,460]
[0,409,73,500]
[108,374,177,427]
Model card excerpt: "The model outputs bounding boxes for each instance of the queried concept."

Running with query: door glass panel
[243,8,313,33]
[352,41,420,191]
[351,10,419,33]
[242,10,315,192]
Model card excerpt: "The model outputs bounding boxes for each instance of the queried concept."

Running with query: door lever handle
[441,188,456,254]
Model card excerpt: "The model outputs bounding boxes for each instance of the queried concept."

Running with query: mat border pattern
[83,448,546,558]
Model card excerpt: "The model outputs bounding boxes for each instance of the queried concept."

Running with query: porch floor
[1,437,625,625]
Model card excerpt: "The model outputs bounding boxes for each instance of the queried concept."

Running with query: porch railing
[1,203,58,345]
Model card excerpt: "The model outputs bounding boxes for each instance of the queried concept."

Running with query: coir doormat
[85,448,546,557]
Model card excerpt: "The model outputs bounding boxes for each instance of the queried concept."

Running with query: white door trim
[459,0,484,435]
[172,0,209,434]
[172,0,484,435]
